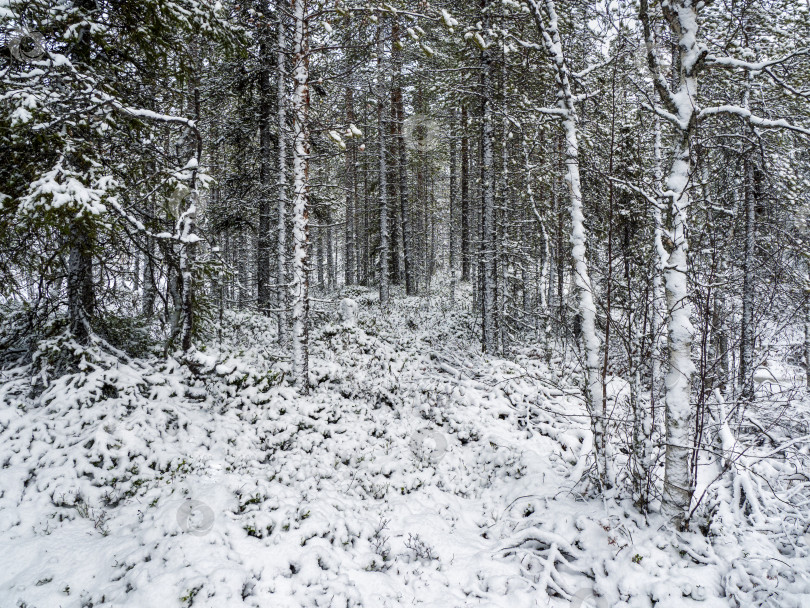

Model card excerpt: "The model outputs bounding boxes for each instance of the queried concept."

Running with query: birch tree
[525,0,608,487]
[639,0,810,527]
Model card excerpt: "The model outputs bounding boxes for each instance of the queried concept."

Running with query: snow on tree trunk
[277,15,289,344]
[527,0,608,487]
[634,115,668,508]
[377,20,390,308]
[737,71,759,404]
[394,84,413,295]
[290,0,310,392]
[663,135,697,528]
[639,0,705,527]
[344,87,356,287]
[739,152,757,403]
[480,0,497,354]
[804,258,810,391]
[179,83,201,353]
[449,109,458,307]
[499,52,510,354]
[805,284,810,390]
[179,197,196,352]
[651,116,667,409]
[460,107,471,283]
[257,33,273,314]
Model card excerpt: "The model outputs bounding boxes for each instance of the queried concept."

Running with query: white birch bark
[639,0,704,527]
[651,117,666,407]
[526,0,608,486]
[180,83,201,353]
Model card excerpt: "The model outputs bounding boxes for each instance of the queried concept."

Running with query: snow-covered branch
[117,106,198,130]
[706,48,810,72]
[699,106,810,136]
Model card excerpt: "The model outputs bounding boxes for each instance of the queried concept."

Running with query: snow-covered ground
[1,286,809,607]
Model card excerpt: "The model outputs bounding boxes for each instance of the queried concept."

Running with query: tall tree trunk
[663,130,696,526]
[257,33,273,314]
[480,0,497,354]
[142,212,156,317]
[327,210,335,290]
[498,53,509,352]
[290,0,310,392]
[344,68,356,286]
[66,0,96,345]
[390,28,413,295]
[739,152,758,403]
[554,133,565,325]
[460,107,471,283]
[640,0,702,528]
[449,109,458,306]
[387,53,401,286]
[651,115,666,424]
[316,222,324,288]
[276,13,289,343]
[805,281,810,390]
[377,19,390,308]
[395,83,414,294]
[67,221,94,343]
[527,0,607,486]
[362,124,370,286]
[179,80,201,352]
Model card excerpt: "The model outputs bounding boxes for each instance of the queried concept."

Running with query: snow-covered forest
[2,0,810,606]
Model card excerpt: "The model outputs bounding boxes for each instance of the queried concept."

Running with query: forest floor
[1,283,809,608]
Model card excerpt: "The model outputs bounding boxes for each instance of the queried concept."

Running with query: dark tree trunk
[67,221,94,343]
[257,34,274,314]
[345,89,356,287]
[461,107,470,282]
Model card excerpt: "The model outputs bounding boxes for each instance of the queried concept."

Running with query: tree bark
[276,13,289,343]
[377,19,390,308]
[390,30,414,295]
[449,109,458,306]
[805,282,810,390]
[257,32,274,314]
[290,0,310,391]
[739,147,759,402]
[480,0,497,354]
[179,80,201,352]
[639,0,703,527]
[461,107,470,283]
[527,0,607,486]
[344,66,356,286]
[67,220,94,343]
